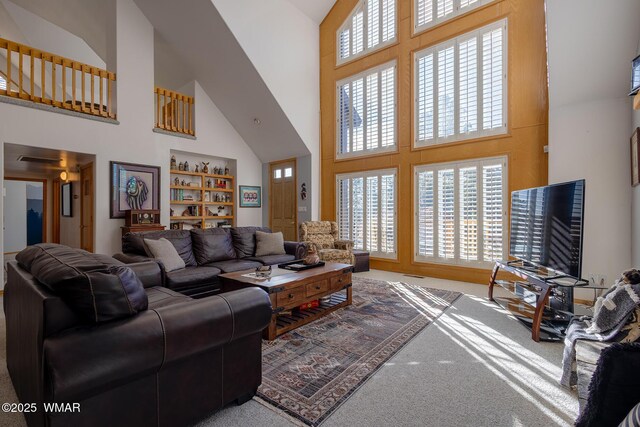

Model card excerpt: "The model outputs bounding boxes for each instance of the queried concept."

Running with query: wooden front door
[80,163,94,252]
[270,159,297,241]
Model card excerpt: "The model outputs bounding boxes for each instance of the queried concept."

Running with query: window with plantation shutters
[414,19,507,147]
[336,169,397,259]
[414,0,497,34]
[414,156,507,267]
[337,61,396,158]
[338,0,396,65]
[0,74,6,91]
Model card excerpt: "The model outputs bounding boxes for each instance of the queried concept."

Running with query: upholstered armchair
[299,221,355,265]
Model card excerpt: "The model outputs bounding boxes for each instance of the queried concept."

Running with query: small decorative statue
[184,161,189,171]
[178,162,184,171]
[202,162,209,174]
[300,182,307,200]
[180,179,186,186]
[195,164,199,173]
[303,244,320,265]
[204,192,210,202]
[206,179,212,188]
[218,206,225,214]
[170,155,177,170]
[224,166,230,176]
[174,176,180,186]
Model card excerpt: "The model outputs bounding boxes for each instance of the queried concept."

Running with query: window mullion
[363,175,368,252]
[477,31,484,134]
[453,165,460,263]
[377,71,382,149]
[454,40,460,141]
[349,81,354,153]
[433,48,440,144]
[433,168,439,260]
[349,178,354,242]
[363,74,368,150]
[477,164,484,262]
[378,0,383,45]
[377,174,382,253]
[363,2,369,51]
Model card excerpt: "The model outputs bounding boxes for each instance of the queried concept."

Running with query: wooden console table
[489,260,587,342]
[220,263,353,340]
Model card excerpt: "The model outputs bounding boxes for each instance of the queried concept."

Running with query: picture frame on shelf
[632,128,640,187]
[239,185,261,208]
[110,161,161,218]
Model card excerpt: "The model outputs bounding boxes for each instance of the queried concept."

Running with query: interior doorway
[80,162,94,252]
[269,158,297,241]
[3,178,47,254]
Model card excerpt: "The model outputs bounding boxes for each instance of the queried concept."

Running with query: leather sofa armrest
[156,287,272,365]
[126,261,163,288]
[334,240,354,251]
[284,241,307,259]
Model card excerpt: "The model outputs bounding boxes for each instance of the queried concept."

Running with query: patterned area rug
[257,277,461,426]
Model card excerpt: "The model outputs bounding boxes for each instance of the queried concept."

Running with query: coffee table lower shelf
[275,291,348,337]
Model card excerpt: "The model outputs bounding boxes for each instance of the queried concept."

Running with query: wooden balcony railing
[155,86,194,136]
[0,38,116,119]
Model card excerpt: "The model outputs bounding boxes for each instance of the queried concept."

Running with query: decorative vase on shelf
[184,161,189,171]
[170,155,177,170]
[224,166,230,176]
[178,162,184,171]
[202,162,209,174]
[303,244,320,265]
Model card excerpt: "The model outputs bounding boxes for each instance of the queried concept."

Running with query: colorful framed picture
[110,161,161,218]
[239,185,261,208]
[632,128,640,187]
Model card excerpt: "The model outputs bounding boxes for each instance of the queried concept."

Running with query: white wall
[0,0,262,287]
[632,39,640,267]
[212,0,320,220]
[3,180,27,252]
[546,0,640,284]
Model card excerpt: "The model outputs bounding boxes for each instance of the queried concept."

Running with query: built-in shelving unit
[169,169,235,230]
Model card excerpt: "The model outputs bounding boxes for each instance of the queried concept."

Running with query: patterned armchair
[299,221,355,265]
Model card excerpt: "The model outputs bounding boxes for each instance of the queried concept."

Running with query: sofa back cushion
[122,230,197,267]
[230,226,271,258]
[190,229,236,264]
[16,244,148,323]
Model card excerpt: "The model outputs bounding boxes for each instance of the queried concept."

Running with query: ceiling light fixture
[253,118,261,125]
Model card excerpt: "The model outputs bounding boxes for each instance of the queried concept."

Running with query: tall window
[338,0,396,65]
[414,156,507,267]
[337,61,396,158]
[0,74,7,91]
[414,19,507,147]
[414,0,497,34]
[337,169,396,258]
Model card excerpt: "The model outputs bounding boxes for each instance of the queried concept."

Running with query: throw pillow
[255,231,286,257]
[144,238,186,272]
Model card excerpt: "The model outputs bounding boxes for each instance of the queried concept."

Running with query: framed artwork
[239,185,261,208]
[631,54,640,96]
[632,128,640,187]
[110,161,161,218]
[61,182,73,217]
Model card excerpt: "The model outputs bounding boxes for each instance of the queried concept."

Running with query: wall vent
[17,155,62,165]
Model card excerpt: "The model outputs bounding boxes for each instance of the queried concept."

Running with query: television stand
[489,260,588,342]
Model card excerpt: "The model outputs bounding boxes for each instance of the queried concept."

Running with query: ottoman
[353,250,370,273]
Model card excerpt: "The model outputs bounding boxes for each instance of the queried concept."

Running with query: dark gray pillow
[230,226,271,258]
[190,228,236,264]
[16,244,148,323]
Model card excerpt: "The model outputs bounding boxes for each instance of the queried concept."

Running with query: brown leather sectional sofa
[114,226,306,297]
[4,244,272,427]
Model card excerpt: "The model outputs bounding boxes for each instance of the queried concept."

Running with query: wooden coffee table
[219,262,353,340]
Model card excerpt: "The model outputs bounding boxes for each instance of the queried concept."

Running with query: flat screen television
[509,180,585,278]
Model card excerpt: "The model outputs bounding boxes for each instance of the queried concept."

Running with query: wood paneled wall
[320,0,549,284]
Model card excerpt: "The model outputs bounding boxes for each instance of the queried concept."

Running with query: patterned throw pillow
[144,238,186,272]
[255,231,286,257]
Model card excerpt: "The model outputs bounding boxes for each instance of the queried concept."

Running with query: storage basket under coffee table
[219,262,353,340]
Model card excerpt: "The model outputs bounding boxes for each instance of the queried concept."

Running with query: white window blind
[337,61,396,158]
[414,156,507,267]
[414,19,507,147]
[338,0,397,65]
[337,169,397,258]
[415,0,496,34]
[0,74,6,91]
